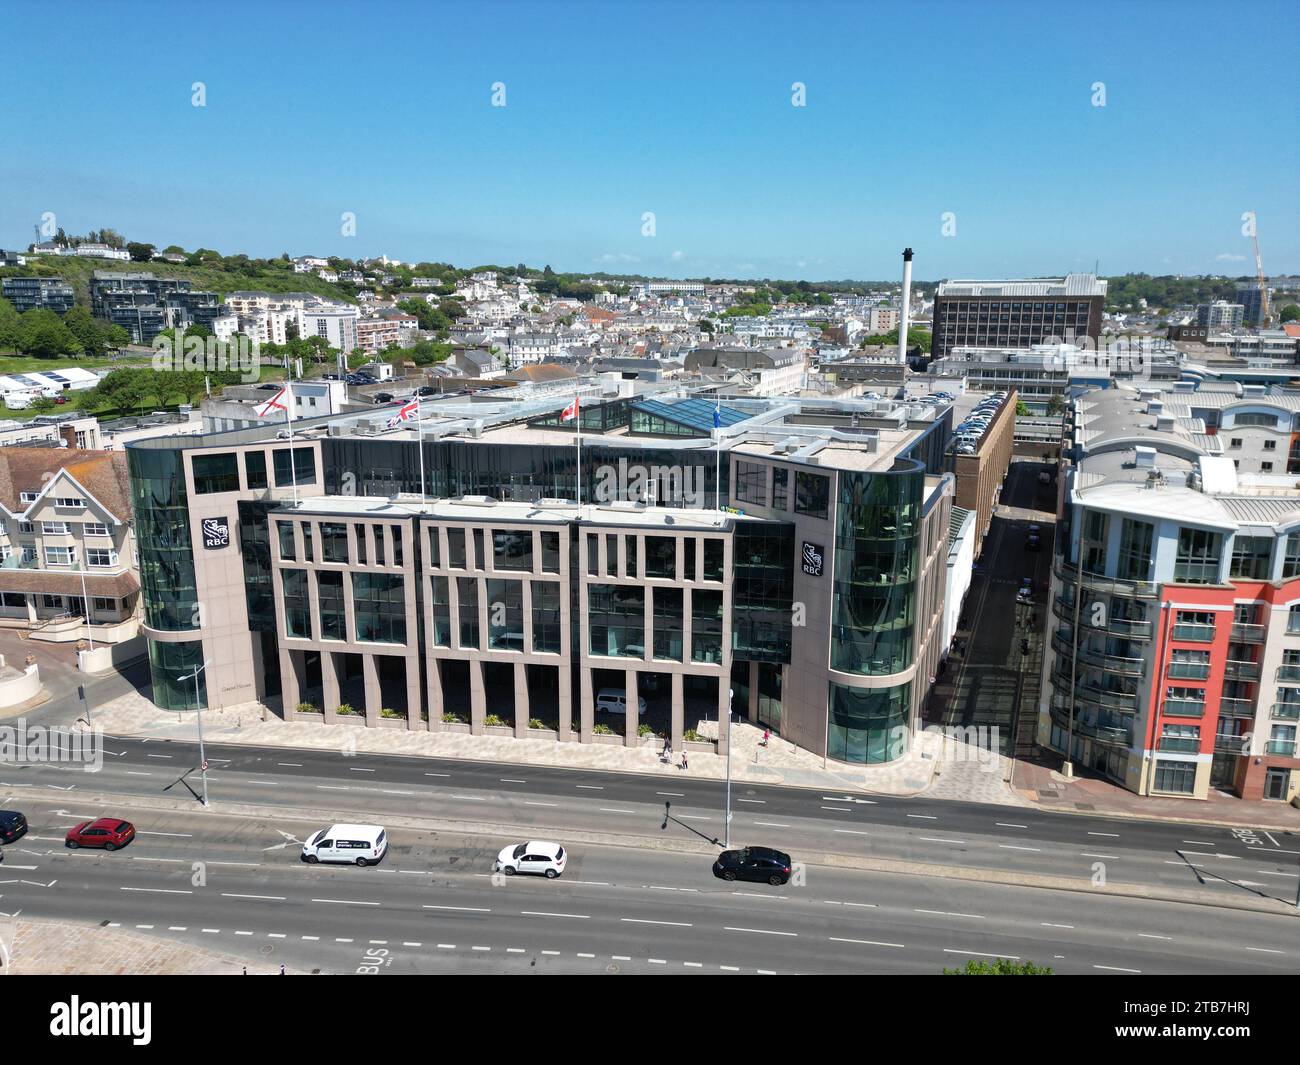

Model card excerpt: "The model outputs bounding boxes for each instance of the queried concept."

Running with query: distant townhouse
[293,256,329,274]
[0,448,139,644]
[0,249,27,267]
[72,243,130,261]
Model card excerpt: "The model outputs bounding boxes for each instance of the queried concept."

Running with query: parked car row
[953,391,1009,455]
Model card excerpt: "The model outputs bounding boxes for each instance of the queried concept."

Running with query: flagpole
[715,399,722,511]
[576,398,582,512]
[416,395,426,512]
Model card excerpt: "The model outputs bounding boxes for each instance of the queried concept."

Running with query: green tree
[1015,400,1030,417]
[126,242,156,262]
[18,309,81,358]
[1279,304,1300,323]
[1047,394,1067,416]
[0,297,20,352]
[943,958,1053,975]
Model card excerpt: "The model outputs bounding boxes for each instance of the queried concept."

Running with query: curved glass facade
[830,463,923,674]
[148,639,207,711]
[128,446,200,632]
[827,681,911,763]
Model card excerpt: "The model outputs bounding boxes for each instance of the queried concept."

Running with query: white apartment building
[298,303,359,353]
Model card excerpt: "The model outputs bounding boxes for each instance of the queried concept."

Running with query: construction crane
[1252,225,1271,327]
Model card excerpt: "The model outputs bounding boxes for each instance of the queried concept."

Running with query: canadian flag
[560,395,580,421]
[386,396,418,428]
[255,384,290,419]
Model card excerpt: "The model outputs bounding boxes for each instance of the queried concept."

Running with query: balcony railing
[1167,661,1211,680]
[1163,698,1206,718]
[1224,660,1261,681]
[1230,622,1266,643]
[1054,560,1157,599]
[1265,740,1297,756]
[1220,697,1256,717]
[1271,703,1300,721]
[1276,664,1300,682]
[1158,737,1201,753]
[1214,734,1249,753]
[1171,623,1216,642]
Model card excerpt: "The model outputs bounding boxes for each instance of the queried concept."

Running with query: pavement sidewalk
[79,690,941,797]
[0,917,306,975]
[1013,758,1300,832]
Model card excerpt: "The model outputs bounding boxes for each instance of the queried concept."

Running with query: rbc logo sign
[201,516,230,550]
[801,541,823,577]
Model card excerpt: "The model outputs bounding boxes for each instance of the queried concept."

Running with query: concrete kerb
[15,783,1299,921]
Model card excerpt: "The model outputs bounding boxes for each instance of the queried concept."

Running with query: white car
[495,840,567,878]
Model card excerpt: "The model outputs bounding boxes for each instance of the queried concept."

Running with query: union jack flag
[386,396,419,429]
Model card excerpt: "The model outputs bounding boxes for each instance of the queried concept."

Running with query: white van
[301,824,388,866]
[595,689,647,715]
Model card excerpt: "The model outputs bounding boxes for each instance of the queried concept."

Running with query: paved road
[4,733,1300,911]
[928,460,1054,757]
[1,798,1295,976]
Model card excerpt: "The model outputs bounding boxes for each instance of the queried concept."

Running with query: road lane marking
[834,829,871,836]
[830,937,904,948]
[450,795,486,801]
[907,814,938,820]
[423,905,490,913]
[917,837,965,845]
[1138,934,1171,940]
[348,768,375,773]
[621,918,692,927]
[575,785,603,790]
[425,773,450,778]
[1041,923,1074,929]
[736,798,765,804]
[1094,965,1141,973]
[520,911,590,919]
[1082,853,1119,859]
[278,763,302,767]
[996,823,1028,829]
[1087,832,1120,837]
[916,909,985,919]
[222,893,285,901]
[999,845,1041,852]
[753,822,790,828]
[599,808,636,814]
[311,898,380,906]
[819,806,850,813]
[121,887,192,894]
[1246,947,1284,954]
[524,802,558,807]
[724,926,797,937]
[656,792,684,797]
[500,778,527,784]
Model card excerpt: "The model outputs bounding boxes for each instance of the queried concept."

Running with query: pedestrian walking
[661,736,671,762]
[680,750,689,771]
[762,728,770,748]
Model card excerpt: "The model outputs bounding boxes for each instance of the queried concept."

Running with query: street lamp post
[177,657,213,808]
[724,687,734,849]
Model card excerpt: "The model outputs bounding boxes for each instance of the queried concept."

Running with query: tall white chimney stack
[897,247,913,365]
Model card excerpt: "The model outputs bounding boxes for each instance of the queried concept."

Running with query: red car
[65,818,136,851]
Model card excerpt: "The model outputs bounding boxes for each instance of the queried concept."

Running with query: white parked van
[301,824,388,866]
[595,688,647,715]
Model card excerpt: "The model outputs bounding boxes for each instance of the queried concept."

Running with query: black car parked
[0,810,27,844]
[712,846,793,885]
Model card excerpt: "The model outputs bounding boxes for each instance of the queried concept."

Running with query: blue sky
[2,0,1296,281]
